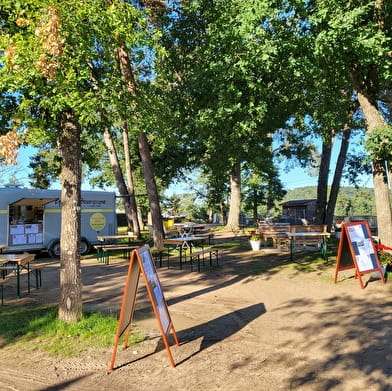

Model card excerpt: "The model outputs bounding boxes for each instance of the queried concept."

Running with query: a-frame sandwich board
[334,221,385,289]
[109,245,179,370]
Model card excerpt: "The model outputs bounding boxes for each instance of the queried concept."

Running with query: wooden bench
[1,263,44,292]
[195,232,215,244]
[189,248,219,272]
[94,244,140,265]
[258,222,291,249]
[150,247,172,268]
[30,264,44,289]
[0,265,14,279]
[0,278,11,305]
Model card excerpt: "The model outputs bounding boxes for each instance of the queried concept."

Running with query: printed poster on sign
[346,225,378,272]
[140,249,171,333]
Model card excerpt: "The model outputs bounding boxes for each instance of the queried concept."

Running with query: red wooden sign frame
[334,221,385,289]
[109,245,179,370]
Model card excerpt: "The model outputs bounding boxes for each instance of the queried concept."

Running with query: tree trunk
[220,201,226,225]
[326,126,351,231]
[137,205,144,231]
[122,122,140,236]
[252,189,258,224]
[114,46,145,236]
[350,67,392,244]
[58,109,82,323]
[103,129,135,229]
[371,156,392,242]
[138,132,164,249]
[314,132,334,224]
[226,162,241,230]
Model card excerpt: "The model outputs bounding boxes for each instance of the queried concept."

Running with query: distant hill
[282,186,375,216]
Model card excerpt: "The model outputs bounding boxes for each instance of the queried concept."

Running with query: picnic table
[96,234,139,244]
[95,234,143,264]
[0,253,36,298]
[285,231,331,262]
[163,236,209,269]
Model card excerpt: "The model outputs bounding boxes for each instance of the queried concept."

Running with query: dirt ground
[1,231,392,391]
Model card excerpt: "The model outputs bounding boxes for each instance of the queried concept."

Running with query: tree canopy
[2,0,392,240]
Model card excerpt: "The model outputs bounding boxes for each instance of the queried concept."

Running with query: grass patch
[291,251,336,273]
[0,303,145,356]
[228,243,337,277]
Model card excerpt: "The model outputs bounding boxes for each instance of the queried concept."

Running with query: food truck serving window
[11,198,58,207]
[8,198,57,246]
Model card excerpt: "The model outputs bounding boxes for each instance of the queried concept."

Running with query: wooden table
[285,232,331,262]
[97,234,138,243]
[96,235,142,264]
[173,223,207,237]
[163,236,208,269]
[0,253,36,298]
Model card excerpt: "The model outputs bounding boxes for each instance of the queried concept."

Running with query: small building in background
[279,199,317,223]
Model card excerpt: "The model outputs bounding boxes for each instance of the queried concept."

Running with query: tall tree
[58,109,82,322]
[103,128,137,230]
[0,0,152,322]
[307,0,392,244]
[226,162,242,230]
[158,0,304,229]
[314,132,334,225]
[326,126,351,231]
[138,132,164,247]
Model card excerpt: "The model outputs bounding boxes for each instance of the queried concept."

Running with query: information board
[110,245,179,370]
[334,221,385,289]
[138,246,171,334]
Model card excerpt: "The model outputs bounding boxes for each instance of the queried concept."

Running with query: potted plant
[249,231,262,251]
[376,244,392,272]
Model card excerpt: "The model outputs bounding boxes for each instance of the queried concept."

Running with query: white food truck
[0,185,117,257]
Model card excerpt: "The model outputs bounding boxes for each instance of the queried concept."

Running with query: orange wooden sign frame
[109,245,179,370]
[334,221,385,289]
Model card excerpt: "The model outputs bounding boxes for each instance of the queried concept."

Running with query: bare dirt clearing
[1,232,391,391]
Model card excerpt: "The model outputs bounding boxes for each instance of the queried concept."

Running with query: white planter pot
[250,240,261,251]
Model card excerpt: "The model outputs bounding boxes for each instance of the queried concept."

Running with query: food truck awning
[10,198,58,207]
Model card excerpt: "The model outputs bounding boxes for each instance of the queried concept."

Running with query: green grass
[0,304,145,356]
[0,236,339,357]
[291,252,336,272]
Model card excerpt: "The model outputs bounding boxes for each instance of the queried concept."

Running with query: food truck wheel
[48,240,61,258]
[79,238,91,255]
[48,238,91,258]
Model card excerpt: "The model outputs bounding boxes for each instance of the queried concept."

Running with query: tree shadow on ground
[272,295,392,390]
[118,302,266,368]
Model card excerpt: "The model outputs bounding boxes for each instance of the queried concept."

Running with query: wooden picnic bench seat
[29,264,44,288]
[189,248,219,272]
[0,277,11,305]
[150,247,172,268]
[0,265,16,279]
[258,222,291,249]
[1,263,44,291]
[93,244,140,265]
[193,232,214,244]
